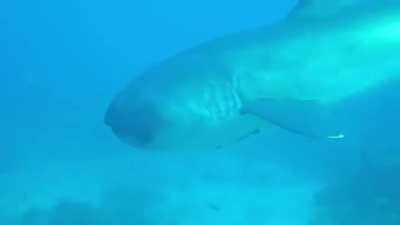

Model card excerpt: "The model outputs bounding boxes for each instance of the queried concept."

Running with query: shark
[105,0,400,150]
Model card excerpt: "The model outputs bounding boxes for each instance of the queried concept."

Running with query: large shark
[105,0,400,150]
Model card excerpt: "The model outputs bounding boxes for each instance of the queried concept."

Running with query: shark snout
[105,94,162,148]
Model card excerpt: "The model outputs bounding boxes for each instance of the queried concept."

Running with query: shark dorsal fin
[291,0,369,18]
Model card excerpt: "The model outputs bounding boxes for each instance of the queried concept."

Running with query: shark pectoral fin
[242,98,344,140]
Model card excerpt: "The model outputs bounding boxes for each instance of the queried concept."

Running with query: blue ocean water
[1,0,400,225]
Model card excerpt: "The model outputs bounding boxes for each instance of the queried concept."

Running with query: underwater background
[1,0,400,225]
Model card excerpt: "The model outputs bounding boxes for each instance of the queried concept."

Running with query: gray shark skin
[105,0,400,150]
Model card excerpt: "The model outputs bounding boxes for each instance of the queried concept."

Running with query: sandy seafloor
[0,128,321,225]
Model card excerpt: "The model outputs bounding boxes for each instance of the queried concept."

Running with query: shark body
[105,0,400,150]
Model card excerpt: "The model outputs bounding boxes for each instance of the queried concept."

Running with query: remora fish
[105,0,400,150]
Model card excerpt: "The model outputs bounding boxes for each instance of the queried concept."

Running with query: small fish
[207,202,221,212]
